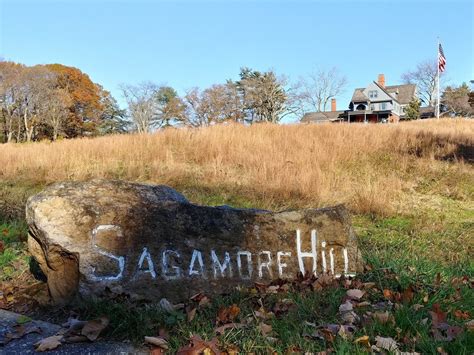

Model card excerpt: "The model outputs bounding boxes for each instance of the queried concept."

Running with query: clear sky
[1,0,473,121]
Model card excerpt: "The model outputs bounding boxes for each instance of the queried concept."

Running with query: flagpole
[437,38,440,119]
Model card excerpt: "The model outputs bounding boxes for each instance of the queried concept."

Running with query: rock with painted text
[26,180,364,304]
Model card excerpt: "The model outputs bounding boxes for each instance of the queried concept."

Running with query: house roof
[384,84,416,105]
[351,83,416,105]
[301,110,345,123]
[351,88,368,102]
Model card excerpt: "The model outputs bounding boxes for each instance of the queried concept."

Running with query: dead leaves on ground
[429,303,464,342]
[0,315,109,352]
[176,335,221,355]
[35,316,108,352]
[34,335,63,352]
[0,322,41,346]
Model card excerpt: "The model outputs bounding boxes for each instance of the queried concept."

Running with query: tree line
[1,59,471,142]
[0,61,128,143]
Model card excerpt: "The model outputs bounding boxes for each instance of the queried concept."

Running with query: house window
[370,104,375,110]
[381,102,387,110]
[369,90,378,99]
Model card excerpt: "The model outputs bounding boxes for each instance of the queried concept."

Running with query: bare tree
[0,61,25,142]
[401,60,443,107]
[120,82,160,133]
[41,88,72,140]
[184,83,244,127]
[296,67,347,113]
[18,66,59,142]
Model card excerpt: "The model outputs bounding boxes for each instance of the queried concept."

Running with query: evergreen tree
[404,98,420,120]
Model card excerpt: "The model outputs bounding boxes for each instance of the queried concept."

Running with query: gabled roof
[384,84,416,105]
[301,110,345,123]
[351,88,368,102]
[351,82,416,105]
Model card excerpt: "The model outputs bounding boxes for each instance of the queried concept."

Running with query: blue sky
[1,0,472,121]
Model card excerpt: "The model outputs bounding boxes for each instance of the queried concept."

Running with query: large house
[301,74,419,123]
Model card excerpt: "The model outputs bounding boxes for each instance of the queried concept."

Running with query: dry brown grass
[1,118,473,215]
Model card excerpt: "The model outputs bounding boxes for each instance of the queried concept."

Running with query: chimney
[331,98,337,112]
[378,74,385,87]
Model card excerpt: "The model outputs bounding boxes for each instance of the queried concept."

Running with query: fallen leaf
[429,303,447,328]
[145,336,169,349]
[337,325,356,340]
[446,325,463,341]
[312,274,335,290]
[0,241,4,254]
[177,334,220,355]
[2,324,42,345]
[258,323,272,335]
[320,328,336,343]
[375,336,398,351]
[339,300,358,324]
[254,307,274,321]
[187,306,197,322]
[34,335,63,352]
[339,300,353,313]
[217,304,240,324]
[159,298,175,313]
[362,282,376,289]
[373,311,394,325]
[81,317,109,341]
[383,289,393,300]
[454,310,470,320]
[341,311,359,324]
[465,319,474,332]
[354,301,371,308]
[436,347,448,355]
[346,289,365,300]
[354,335,370,348]
[267,285,279,294]
[402,285,415,303]
[273,300,295,316]
[223,345,239,354]
[412,304,424,311]
[215,323,245,335]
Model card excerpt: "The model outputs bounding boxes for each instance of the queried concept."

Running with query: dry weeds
[0,119,472,215]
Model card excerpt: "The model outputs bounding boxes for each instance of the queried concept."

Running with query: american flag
[438,43,446,73]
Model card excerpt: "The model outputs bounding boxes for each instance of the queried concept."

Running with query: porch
[347,111,391,123]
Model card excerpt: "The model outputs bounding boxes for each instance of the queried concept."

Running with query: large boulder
[26,180,363,304]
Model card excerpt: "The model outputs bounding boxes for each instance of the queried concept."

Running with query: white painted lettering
[258,251,273,278]
[321,241,327,274]
[162,250,181,280]
[329,248,335,275]
[135,247,157,279]
[296,229,317,276]
[211,250,232,278]
[343,248,349,276]
[237,251,253,279]
[277,251,291,278]
[90,225,125,281]
[189,250,206,278]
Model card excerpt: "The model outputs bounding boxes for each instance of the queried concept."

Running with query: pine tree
[404,98,420,120]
